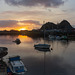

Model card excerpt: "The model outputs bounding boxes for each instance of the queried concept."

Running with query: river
[0,35,75,75]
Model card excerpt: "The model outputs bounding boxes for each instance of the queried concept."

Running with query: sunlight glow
[19,28,26,31]
[18,35,33,43]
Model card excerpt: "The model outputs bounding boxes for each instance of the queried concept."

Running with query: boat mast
[43,21,45,44]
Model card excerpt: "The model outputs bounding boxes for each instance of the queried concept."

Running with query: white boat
[49,35,56,40]
[34,44,50,49]
[8,56,27,75]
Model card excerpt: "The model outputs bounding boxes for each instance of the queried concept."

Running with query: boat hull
[0,47,8,58]
[34,44,50,49]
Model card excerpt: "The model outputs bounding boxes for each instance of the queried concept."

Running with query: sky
[0,0,75,31]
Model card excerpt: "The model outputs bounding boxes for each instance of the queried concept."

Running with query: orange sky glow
[0,0,75,31]
[0,22,41,31]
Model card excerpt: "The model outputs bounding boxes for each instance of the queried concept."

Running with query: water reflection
[22,55,74,75]
[35,48,50,52]
[18,35,33,43]
[35,48,50,75]
[0,35,74,75]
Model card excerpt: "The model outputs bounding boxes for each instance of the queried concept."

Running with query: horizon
[0,20,75,31]
[0,0,75,30]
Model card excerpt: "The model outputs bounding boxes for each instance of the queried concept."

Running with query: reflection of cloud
[0,35,18,44]
[5,0,65,7]
[22,55,74,75]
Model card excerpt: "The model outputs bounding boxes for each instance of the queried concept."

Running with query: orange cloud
[0,20,42,31]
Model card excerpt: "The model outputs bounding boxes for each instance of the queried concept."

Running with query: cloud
[0,20,18,27]
[0,10,47,17]
[5,0,65,7]
[62,10,68,12]
[0,20,41,28]
[20,20,41,25]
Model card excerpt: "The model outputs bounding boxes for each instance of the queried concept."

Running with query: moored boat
[34,21,50,49]
[13,38,21,44]
[8,56,27,75]
[49,35,56,40]
[34,44,50,49]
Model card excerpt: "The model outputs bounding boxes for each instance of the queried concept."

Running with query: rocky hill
[40,22,57,30]
[57,20,73,30]
[40,20,73,30]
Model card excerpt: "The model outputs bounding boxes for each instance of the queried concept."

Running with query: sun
[19,28,26,31]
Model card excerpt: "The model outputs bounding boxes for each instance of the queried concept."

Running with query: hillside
[40,20,73,30]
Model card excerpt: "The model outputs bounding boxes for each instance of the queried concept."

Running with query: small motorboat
[8,56,27,75]
[0,47,8,53]
[13,38,21,44]
[34,44,50,49]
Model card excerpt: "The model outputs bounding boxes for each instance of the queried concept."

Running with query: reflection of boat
[49,35,56,40]
[35,47,50,52]
[0,47,8,58]
[56,36,61,40]
[34,44,50,49]
[35,45,50,75]
[49,35,68,40]
[8,56,27,75]
[61,36,68,40]
[13,38,21,44]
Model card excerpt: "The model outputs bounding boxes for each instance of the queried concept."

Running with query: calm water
[1,35,75,75]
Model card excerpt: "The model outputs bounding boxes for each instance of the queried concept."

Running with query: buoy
[51,48,53,50]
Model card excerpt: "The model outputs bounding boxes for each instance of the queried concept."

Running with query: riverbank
[0,30,75,39]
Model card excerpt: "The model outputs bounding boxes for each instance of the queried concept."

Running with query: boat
[8,56,27,75]
[7,67,13,75]
[49,35,56,40]
[13,38,21,44]
[0,47,8,53]
[61,36,68,40]
[34,44,50,49]
[34,22,50,49]
[56,36,61,40]
[0,47,8,58]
